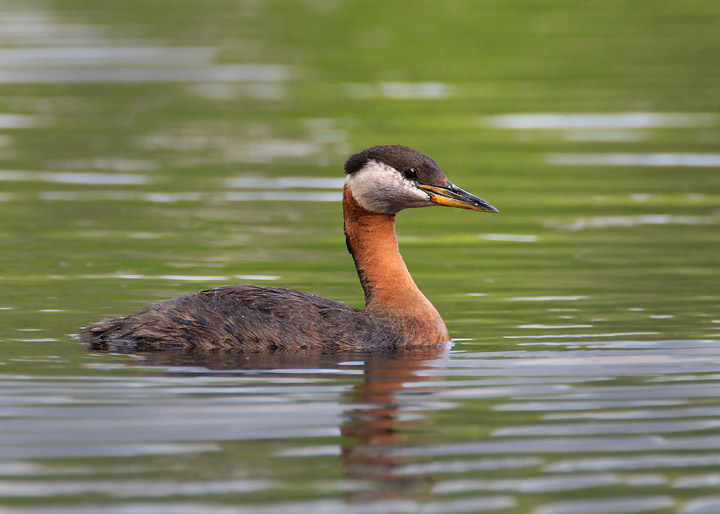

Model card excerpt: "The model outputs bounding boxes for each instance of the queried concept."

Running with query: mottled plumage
[80,285,406,352]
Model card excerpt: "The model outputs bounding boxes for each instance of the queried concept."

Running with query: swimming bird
[79,145,497,352]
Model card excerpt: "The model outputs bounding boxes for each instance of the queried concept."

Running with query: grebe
[79,145,497,352]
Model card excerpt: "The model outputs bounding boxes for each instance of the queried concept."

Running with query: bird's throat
[342,186,448,341]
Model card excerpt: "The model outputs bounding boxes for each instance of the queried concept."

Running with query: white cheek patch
[345,160,434,214]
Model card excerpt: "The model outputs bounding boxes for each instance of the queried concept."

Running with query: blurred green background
[0,0,719,511]
[1,0,717,344]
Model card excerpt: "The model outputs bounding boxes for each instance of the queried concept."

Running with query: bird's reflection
[340,353,443,501]
[122,345,447,501]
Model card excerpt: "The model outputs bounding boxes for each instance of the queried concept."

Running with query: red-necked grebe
[79,145,498,352]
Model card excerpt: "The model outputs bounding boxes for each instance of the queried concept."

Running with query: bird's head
[344,145,498,215]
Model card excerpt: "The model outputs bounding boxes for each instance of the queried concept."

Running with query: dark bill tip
[419,183,499,213]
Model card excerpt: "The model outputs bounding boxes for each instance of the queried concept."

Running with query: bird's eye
[404,168,418,180]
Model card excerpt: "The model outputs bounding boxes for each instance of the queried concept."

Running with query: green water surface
[0,1,719,512]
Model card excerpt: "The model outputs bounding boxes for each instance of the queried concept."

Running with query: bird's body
[80,145,497,352]
[80,285,394,352]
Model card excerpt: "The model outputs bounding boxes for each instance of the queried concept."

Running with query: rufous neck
[342,186,437,316]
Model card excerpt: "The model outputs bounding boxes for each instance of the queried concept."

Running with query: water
[0,0,719,512]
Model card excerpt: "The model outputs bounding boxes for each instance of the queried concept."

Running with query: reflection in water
[224,176,345,189]
[340,356,441,502]
[0,46,218,66]
[0,65,290,84]
[485,112,718,130]
[0,7,291,85]
[546,153,720,167]
[545,215,718,231]
[343,82,452,99]
[0,338,719,511]
[0,113,47,128]
[32,190,342,203]
[0,171,149,185]
[109,348,452,505]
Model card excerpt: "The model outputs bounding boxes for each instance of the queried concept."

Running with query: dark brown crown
[344,145,449,187]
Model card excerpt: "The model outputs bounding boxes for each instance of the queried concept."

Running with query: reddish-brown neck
[343,186,449,341]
